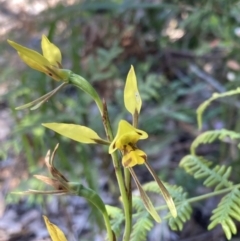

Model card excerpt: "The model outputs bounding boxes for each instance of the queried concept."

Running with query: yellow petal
[124,65,142,115]
[41,35,62,67]
[109,120,148,153]
[43,216,68,241]
[122,149,146,167]
[8,40,51,68]
[42,123,107,144]
[18,52,49,73]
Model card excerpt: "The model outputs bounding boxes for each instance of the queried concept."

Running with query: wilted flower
[26,144,70,195]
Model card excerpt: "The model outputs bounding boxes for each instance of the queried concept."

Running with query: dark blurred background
[1,0,240,240]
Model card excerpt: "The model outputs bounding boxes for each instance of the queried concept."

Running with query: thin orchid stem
[102,100,131,241]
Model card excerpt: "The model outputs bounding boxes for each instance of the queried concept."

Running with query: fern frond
[197,87,240,129]
[143,182,192,231]
[208,187,240,240]
[180,155,233,190]
[191,129,240,154]
[132,196,146,212]
[105,205,124,237]
[130,211,154,241]
[167,201,192,231]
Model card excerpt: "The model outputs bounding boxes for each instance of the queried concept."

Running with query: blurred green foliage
[2,0,240,237]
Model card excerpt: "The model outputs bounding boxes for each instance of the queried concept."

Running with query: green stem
[124,167,132,223]
[187,184,240,204]
[156,184,240,212]
[122,111,140,232]
[102,100,131,241]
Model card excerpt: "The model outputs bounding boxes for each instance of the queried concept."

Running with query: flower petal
[124,65,142,115]
[8,40,51,68]
[145,160,177,218]
[42,123,107,144]
[129,168,161,223]
[109,120,148,153]
[122,149,146,167]
[41,35,62,67]
[43,216,68,241]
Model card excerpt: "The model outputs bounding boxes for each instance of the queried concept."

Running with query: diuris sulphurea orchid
[8,35,71,81]
[109,120,148,167]
[42,66,177,222]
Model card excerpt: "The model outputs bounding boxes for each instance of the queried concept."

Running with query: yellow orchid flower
[43,216,68,241]
[8,35,70,81]
[109,120,177,219]
[109,120,148,167]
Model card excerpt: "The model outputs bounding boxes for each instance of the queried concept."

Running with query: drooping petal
[145,160,177,218]
[41,35,62,67]
[43,216,68,241]
[129,168,161,223]
[109,120,148,153]
[124,65,142,115]
[42,123,108,144]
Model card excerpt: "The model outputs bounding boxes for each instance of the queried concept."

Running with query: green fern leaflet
[208,187,240,240]
[130,211,154,241]
[190,129,240,155]
[180,155,232,190]
[143,182,192,231]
